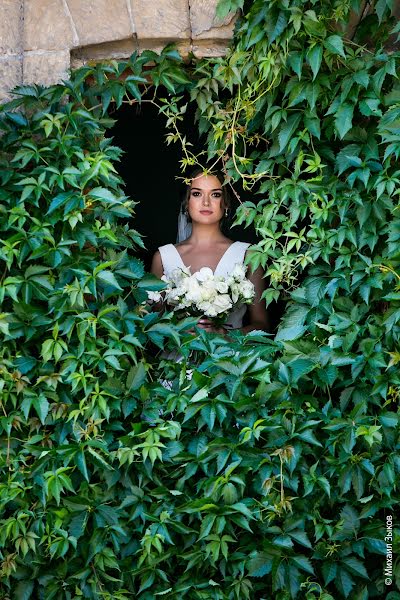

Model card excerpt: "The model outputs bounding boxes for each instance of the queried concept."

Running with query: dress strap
[158,244,183,275]
[217,241,251,275]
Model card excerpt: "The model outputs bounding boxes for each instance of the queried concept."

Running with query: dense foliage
[0,1,399,599]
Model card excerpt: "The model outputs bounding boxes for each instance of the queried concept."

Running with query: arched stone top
[0,0,236,101]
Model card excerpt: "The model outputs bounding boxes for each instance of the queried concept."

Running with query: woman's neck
[186,223,226,245]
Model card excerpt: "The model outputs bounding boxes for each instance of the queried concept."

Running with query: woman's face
[187,174,224,225]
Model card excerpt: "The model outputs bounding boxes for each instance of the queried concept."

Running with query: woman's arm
[150,249,164,279]
[239,263,269,334]
[149,250,166,314]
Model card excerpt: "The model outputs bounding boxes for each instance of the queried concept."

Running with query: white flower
[231,263,246,280]
[197,301,219,317]
[194,267,214,282]
[239,280,255,300]
[199,280,218,302]
[159,260,254,319]
[147,290,162,303]
[215,278,229,293]
[184,278,203,303]
[230,282,240,303]
[164,267,191,288]
[212,294,232,312]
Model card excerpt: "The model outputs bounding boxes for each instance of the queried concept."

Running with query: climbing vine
[0,1,399,599]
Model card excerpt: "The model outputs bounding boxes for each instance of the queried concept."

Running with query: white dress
[158,240,251,330]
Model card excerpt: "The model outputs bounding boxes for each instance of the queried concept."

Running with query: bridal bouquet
[147,263,255,325]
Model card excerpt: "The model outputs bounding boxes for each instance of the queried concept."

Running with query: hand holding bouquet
[147,263,255,331]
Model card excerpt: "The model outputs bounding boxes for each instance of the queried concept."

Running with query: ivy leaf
[325,35,345,57]
[344,556,369,579]
[376,0,391,23]
[306,45,323,80]
[275,325,306,341]
[216,0,244,20]
[33,395,49,425]
[288,530,311,550]
[335,103,354,139]
[278,113,302,152]
[14,355,37,374]
[75,449,90,482]
[14,581,34,600]
[269,11,288,43]
[46,191,74,215]
[127,361,147,391]
[288,51,303,79]
[96,270,123,291]
[291,555,315,574]
[336,568,355,598]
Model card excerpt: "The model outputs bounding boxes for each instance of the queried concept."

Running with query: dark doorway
[110,98,257,271]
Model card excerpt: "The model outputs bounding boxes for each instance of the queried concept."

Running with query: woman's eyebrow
[191,187,222,191]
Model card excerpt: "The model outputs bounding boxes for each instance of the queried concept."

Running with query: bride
[150,167,269,335]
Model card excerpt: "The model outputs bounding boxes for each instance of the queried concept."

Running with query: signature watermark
[384,514,393,586]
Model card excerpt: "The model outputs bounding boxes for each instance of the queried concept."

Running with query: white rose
[212,294,232,313]
[215,278,229,293]
[185,278,203,303]
[239,280,255,300]
[165,289,180,305]
[197,301,219,317]
[197,280,216,302]
[230,282,240,303]
[194,267,214,282]
[168,267,190,286]
[231,263,246,280]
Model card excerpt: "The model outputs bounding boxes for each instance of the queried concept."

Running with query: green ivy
[0,2,399,599]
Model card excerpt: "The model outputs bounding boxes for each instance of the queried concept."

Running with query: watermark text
[384,514,393,586]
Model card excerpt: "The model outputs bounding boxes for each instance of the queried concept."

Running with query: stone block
[24,0,75,51]
[23,50,70,86]
[192,40,230,58]
[0,0,23,54]
[67,0,133,46]
[131,0,190,40]
[189,0,236,39]
[0,57,23,102]
[70,38,138,68]
[137,38,190,56]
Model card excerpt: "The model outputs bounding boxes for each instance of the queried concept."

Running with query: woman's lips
[200,210,213,214]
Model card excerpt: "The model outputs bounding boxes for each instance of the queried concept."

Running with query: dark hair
[181,166,232,231]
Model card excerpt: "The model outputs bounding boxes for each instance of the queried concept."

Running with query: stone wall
[0,0,235,101]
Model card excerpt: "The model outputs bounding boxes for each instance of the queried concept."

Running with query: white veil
[176,202,192,243]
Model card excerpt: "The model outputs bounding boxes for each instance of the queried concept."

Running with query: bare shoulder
[150,249,164,278]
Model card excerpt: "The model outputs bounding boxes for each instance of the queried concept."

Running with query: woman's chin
[193,215,222,225]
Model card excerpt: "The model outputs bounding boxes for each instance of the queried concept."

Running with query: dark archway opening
[110,97,284,331]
